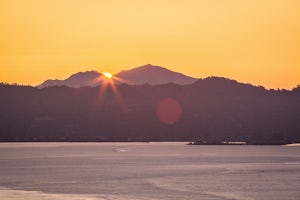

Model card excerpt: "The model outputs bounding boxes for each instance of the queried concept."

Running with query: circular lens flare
[156,98,182,125]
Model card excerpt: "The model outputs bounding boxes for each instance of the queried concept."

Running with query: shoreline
[0,141,299,146]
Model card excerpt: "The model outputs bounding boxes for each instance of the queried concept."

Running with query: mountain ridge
[36,64,298,90]
[37,64,197,88]
[38,70,102,88]
[115,64,197,85]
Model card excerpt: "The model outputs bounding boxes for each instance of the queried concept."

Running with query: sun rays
[96,72,126,109]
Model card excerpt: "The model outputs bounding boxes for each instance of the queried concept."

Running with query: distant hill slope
[115,64,197,85]
[38,71,102,88]
[37,64,197,88]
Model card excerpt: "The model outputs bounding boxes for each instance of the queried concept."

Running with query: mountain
[115,64,197,85]
[38,71,102,88]
[37,64,197,88]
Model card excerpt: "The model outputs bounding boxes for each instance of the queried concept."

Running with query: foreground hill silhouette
[1,78,300,143]
[38,64,197,88]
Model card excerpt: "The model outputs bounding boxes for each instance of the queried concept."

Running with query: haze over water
[0,142,299,200]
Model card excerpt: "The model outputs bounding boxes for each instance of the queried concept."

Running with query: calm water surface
[0,142,299,200]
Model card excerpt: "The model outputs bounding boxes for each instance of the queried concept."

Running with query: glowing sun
[103,72,112,79]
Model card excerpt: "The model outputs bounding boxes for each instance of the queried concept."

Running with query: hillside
[115,64,197,85]
[1,79,300,143]
[38,71,102,88]
[38,64,197,88]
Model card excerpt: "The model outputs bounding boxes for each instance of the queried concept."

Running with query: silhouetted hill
[38,79,62,88]
[292,85,300,95]
[38,71,102,88]
[38,64,197,88]
[194,77,266,94]
[1,81,299,143]
[115,64,197,85]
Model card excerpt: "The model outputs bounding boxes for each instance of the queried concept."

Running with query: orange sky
[0,0,299,89]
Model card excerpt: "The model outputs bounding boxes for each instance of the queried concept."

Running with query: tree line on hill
[0,77,300,144]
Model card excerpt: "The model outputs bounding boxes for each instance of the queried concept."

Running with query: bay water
[0,142,299,200]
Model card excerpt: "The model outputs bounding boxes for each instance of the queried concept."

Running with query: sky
[0,0,299,89]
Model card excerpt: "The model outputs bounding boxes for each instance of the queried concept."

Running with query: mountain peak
[68,70,101,79]
[141,63,155,68]
[139,64,164,69]
[38,70,102,88]
[121,64,165,72]
[38,64,198,88]
[116,64,197,85]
